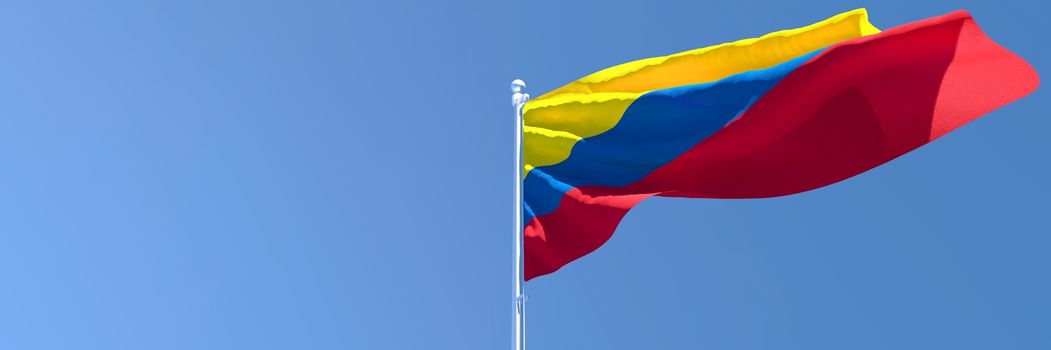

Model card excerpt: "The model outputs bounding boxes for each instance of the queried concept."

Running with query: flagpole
[511,79,529,350]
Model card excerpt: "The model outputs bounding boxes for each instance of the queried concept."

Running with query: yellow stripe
[522,92,641,169]
[523,8,880,176]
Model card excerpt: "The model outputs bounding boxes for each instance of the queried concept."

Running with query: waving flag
[522,9,1038,280]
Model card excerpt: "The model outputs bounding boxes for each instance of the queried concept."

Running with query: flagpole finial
[512,79,529,111]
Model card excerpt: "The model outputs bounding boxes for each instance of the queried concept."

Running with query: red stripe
[525,11,1039,281]
[635,10,1038,198]
[524,189,651,280]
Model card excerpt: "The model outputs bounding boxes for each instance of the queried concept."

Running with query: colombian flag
[523,9,1038,280]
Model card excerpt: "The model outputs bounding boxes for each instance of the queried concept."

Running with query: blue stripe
[523,167,572,227]
[523,201,536,229]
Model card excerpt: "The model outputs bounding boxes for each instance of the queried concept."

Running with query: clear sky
[0,0,1047,349]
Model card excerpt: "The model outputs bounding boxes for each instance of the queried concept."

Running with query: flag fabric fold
[522,9,1038,281]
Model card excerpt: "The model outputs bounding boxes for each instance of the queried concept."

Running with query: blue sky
[0,0,1047,349]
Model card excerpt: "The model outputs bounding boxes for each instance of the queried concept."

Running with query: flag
[522,9,1038,280]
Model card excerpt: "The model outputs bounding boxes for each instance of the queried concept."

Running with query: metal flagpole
[511,79,529,350]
